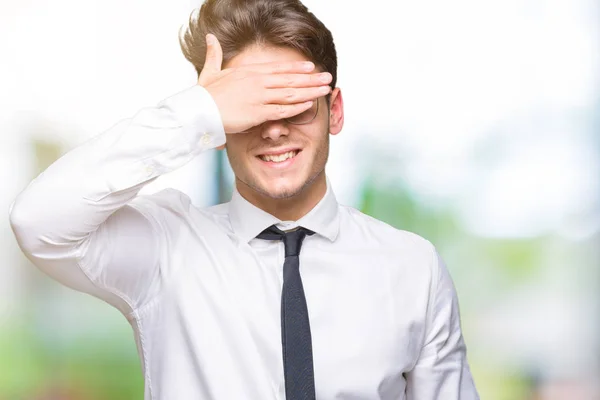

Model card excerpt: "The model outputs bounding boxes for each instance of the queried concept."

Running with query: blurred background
[1,0,599,398]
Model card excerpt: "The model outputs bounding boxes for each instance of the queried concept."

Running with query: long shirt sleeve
[8,85,225,317]
[404,249,480,399]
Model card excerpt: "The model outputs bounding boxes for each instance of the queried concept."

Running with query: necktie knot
[257,225,315,257]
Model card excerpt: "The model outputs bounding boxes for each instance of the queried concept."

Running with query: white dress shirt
[9,85,479,400]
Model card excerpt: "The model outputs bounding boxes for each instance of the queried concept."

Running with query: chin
[260,180,305,199]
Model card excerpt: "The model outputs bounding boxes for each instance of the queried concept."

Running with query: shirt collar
[228,176,340,243]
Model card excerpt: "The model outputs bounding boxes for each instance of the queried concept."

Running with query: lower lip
[257,151,301,169]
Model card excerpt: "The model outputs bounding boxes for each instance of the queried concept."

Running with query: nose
[260,120,290,141]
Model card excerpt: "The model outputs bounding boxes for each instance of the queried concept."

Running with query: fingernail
[320,73,332,83]
[303,62,315,71]
[206,34,214,45]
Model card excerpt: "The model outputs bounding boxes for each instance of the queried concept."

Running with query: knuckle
[284,89,295,100]
[262,75,273,87]
[277,104,287,117]
[274,63,285,72]
[286,75,296,87]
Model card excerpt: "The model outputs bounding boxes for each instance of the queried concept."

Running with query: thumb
[199,34,223,85]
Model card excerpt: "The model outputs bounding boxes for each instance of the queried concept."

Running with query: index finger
[237,60,316,74]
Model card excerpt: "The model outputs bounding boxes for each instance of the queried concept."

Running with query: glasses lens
[286,98,319,125]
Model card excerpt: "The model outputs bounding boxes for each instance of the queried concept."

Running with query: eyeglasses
[236,97,321,134]
[284,96,320,125]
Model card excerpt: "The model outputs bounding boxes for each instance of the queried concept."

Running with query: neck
[236,172,327,221]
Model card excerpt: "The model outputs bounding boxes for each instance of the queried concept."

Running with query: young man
[9,0,479,399]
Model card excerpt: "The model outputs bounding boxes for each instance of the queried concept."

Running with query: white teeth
[260,151,298,163]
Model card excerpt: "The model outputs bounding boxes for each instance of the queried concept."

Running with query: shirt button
[201,133,211,145]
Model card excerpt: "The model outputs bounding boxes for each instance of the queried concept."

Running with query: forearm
[9,84,224,270]
[405,248,479,399]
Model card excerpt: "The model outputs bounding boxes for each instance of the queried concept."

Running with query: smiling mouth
[258,150,301,163]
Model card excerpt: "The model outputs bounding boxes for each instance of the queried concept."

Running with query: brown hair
[179,0,337,89]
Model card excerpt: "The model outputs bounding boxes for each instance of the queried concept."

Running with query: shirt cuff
[85,85,227,202]
[159,84,226,150]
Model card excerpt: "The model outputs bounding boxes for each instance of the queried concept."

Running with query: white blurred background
[1,0,599,398]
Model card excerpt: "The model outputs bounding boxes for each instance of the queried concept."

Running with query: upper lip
[256,148,302,157]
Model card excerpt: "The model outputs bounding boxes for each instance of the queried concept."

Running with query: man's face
[223,45,343,201]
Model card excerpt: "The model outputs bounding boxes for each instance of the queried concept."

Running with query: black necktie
[257,225,316,400]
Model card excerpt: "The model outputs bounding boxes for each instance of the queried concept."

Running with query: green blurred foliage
[0,320,143,399]
[359,175,545,282]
